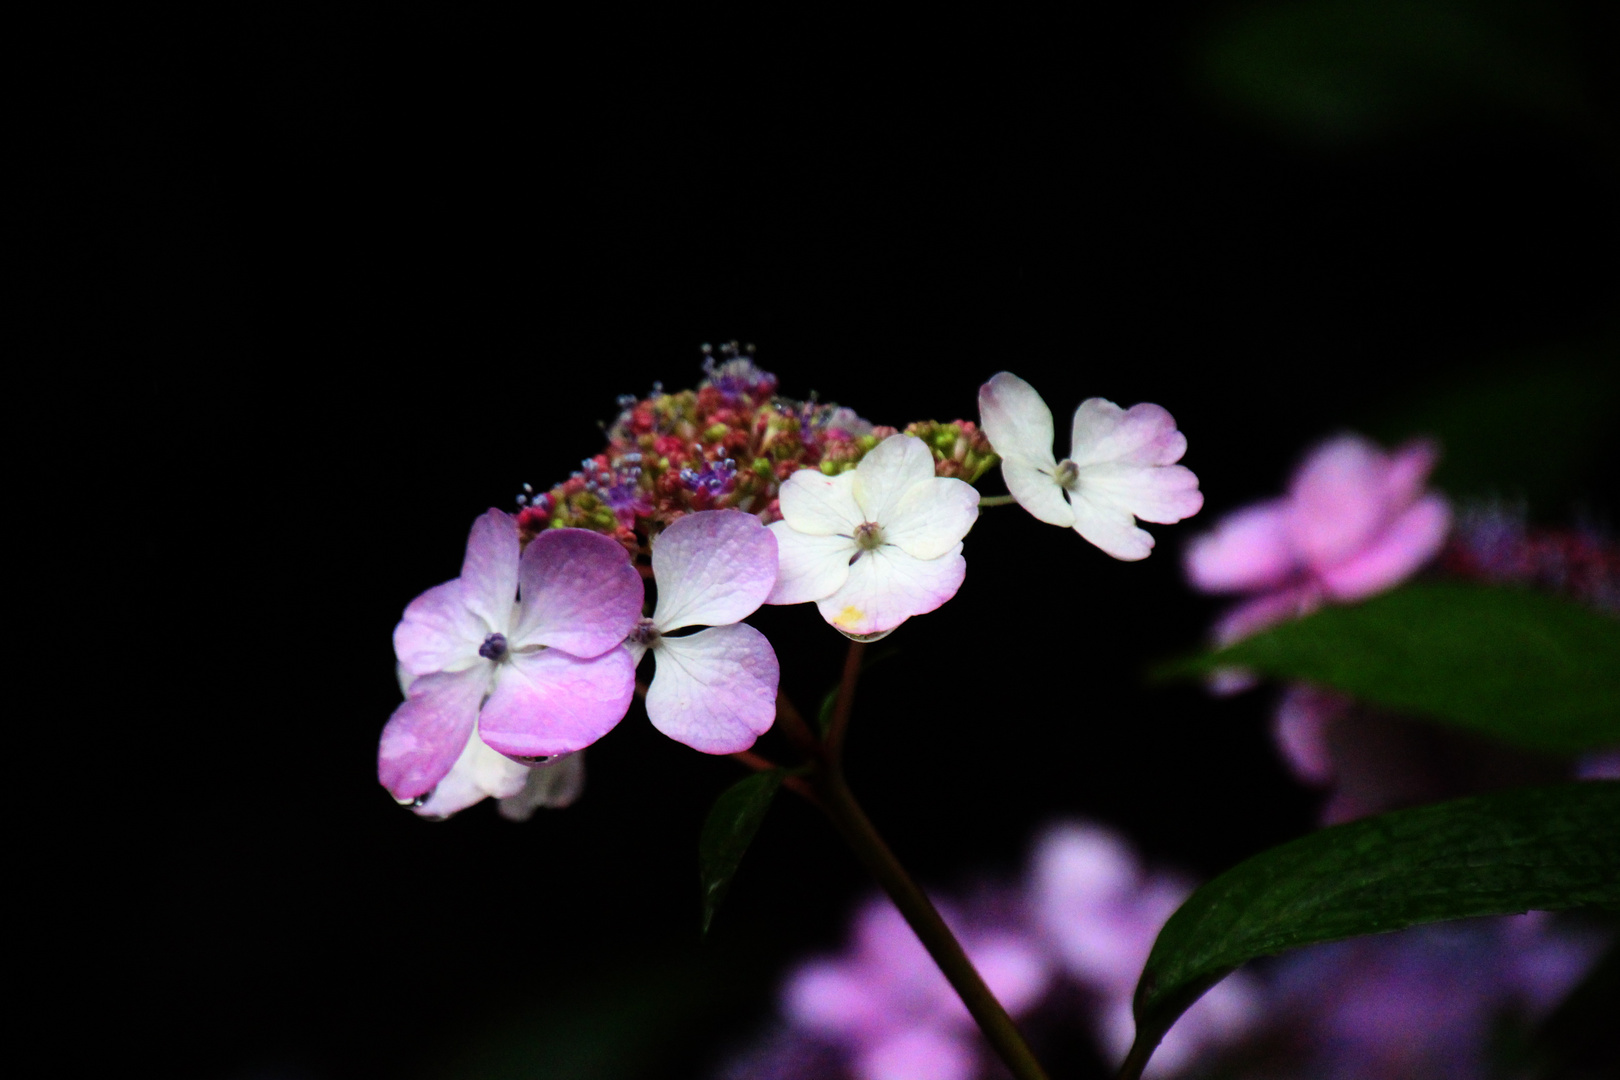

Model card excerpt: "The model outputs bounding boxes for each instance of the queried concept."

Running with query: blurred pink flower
[1185,434,1450,688]
[782,895,1051,1080]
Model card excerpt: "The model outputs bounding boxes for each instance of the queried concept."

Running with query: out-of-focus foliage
[1366,338,1620,517]
[699,770,785,936]
[1177,582,1620,752]
[1123,782,1620,1078]
[1197,0,1589,143]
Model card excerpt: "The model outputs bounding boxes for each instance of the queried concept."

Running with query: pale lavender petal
[392,579,484,678]
[377,664,491,801]
[765,521,854,604]
[966,934,1051,1018]
[652,509,779,632]
[646,624,780,753]
[778,467,862,535]
[885,476,980,560]
[856,1029,976,1080]
[1183,499,1295,594]
[1382,438,1441,507]
[814,544,966,637]
[1318,494,1451,600]
[1272,685,1345,785]
[1002,458,1074,527]
[1068,398,1188,469]
[510,528,643,657]
[977,371,1059,470]
[458,509,522,633]
[1077,461,1203,524]
[1067,488,1157,561]
[411,725,531,819]
[1211,585,1321,647]
[1288,435,1390,572]
[784,960,887,1038]
[477,646,636,757]
[498,752,587,819]
[851,435,937,524]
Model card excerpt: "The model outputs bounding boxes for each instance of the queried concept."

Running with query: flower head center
[478,632,509,662]
[630,617,661,647]
[1053,459,1080,489]
[853,521,887,551]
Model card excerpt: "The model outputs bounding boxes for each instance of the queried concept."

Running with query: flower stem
[815,767,1052,1080]
[823,640,865,763]
[977,494,1019,507]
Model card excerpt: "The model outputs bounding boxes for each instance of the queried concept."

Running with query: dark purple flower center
[630,618,660,647]
[478,632,509,661]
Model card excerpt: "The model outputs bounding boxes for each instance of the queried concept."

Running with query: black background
[65,4,1617,1078]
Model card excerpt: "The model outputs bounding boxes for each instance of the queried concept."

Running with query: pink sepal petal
[1382,438,1441,507]
[852,435,937,524]
[886,476,980,560]
[411,726,531,819]
[778,468,861,535]
[646,623,780,753]
[458,509,522,633]
[1184,499,1295,594]
[977,372,1059,470]
[1318,494,1451,600]
[377,664,490,801]
[815,544,966,636]
[393,579,484,679]
[652,510,779,632]
[765,522,853,604]
[1272,685,1349,785]
[477,646,636,757]
[510,528,643,657]
[1288,435,1390,571]
[1069,398,1188,469]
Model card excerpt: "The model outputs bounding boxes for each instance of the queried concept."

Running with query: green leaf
[1181,582,1620,754]
[1199,0,1583,145]
[697,770,784,936]
[1123,782,1620,1079]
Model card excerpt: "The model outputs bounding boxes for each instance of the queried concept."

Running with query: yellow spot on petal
[833,606,865,629]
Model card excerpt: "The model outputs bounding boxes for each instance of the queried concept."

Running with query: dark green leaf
[697,770,784,936]
[1199,0,1582,145]
[1179,582,1620,753]
[1123,782,1620,1079]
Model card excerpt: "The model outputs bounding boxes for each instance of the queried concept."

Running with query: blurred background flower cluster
[72,1,1617,1077]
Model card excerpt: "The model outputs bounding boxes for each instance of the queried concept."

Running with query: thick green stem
[977,493,1019,507]
[823,640,865,762]
[815,769,1052,1080]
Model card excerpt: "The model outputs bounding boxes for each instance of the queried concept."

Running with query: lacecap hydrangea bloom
[378,510,642,808]
[977,372,1203,560]
[765,433,981,641]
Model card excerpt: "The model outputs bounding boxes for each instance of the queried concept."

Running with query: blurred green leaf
[1367,342,1620,515]
[1178,582,1620,753]
[698,770,784,936]
[1123,782,1620,1079]
[1200,0,1583,143]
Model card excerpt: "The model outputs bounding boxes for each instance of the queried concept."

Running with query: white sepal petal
[778,468,862,535]
[885,476,981,560]
[978,372,1060,469]
[651,509,778,632]
[1002,460,1075,527]
[851,435,937,524]
[814,543,966,637]
[765,521,855,604]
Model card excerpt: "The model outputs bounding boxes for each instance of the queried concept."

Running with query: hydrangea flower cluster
[379,350,1208,816]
